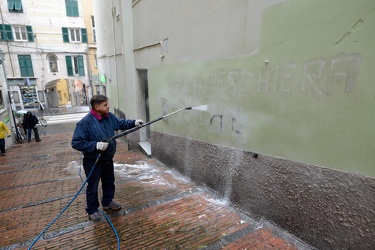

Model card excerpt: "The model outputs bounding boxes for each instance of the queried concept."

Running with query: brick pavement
[0,133,313,250]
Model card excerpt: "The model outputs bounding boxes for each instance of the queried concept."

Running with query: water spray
[106,105,208,142]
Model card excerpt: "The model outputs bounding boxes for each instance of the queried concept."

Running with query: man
[71,95,144,222]
[0,121,11,156]
[23,111,41,142]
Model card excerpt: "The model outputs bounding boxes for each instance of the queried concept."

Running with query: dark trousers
[27,127,40,141]
[83,158,115,215]
[0,138,5,154]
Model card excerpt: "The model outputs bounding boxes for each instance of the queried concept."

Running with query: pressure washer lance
[28,106,200,249]
[105,106,193,142]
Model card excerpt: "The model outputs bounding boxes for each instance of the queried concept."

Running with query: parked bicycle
[37,110,47,127]
[14,127,25,144]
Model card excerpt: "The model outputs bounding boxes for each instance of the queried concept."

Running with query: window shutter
[72,0,79,17]
[5,25,13,40]
[65,0,72,16]
[0,25,4,40]
[14,1,22,11]
[26,26,34,42]
[0,24,13,41]
[62,27,69,43]
[25,55,34,76]
[19,55,27,76]
[66,0,79,17]
[18,55,34,77]
[81,28,87,43]
[65,56,73,76]
[8,1,15,11]
[77,55,85,76]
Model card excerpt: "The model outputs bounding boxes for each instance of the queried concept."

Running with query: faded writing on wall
[168,53,361,138]
[208,53,361,100]
[170,53,361,101]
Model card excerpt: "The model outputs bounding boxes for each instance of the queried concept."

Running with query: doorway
[138,69,150,142]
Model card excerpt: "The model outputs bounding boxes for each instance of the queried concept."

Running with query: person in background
[23,111,41,142]
[71,95,144,222]
[0,121,11,156]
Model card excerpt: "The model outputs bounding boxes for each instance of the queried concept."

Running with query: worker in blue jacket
[72,95,143,222]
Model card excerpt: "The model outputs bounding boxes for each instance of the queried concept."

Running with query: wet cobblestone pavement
[0,131,313,249]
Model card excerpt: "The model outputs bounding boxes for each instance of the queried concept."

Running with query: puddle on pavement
[62,160,192,189]
[114,161,190,188]
[63,161,82,175]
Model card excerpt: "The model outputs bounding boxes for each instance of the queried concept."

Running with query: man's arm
[110,113,136,131]
[71,123,97,152]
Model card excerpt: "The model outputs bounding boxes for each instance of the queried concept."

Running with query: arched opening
[47,53,58,74]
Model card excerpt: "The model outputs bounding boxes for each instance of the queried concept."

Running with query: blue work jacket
[71,112,135,160]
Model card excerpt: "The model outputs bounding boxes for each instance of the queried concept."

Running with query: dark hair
[90,95,108,108]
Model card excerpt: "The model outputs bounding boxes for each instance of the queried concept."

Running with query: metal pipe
[106,107,191,142]
[0,7,15,76]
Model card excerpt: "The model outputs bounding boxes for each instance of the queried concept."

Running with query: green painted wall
[148,0,375,177]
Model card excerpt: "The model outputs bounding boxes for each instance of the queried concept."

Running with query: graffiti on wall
[168,53,361,138]
[209,53,361,100]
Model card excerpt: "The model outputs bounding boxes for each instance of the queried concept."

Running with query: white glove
[96,142,109,151]
[135,119,144,126]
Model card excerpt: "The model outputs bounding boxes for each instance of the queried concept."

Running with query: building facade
[93,1,375,249]
[0,0,95,111]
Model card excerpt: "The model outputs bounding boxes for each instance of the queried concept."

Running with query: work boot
[103,201,122,211]
[88,211,102,222]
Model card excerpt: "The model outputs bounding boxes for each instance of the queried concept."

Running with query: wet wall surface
[152,131,375,250]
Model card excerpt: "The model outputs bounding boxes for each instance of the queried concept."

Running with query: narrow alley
[0,115,313,249]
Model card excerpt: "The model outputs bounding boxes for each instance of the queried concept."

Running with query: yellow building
[56,80,70,107]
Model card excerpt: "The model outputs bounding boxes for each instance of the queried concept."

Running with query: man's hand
[135,119,144,126]
[7,134,11,138]
[96,142,109,151]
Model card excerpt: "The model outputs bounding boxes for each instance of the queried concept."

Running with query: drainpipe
[85,47,93,102]
[0,6,15,76]
[110,0,119,108]
[0,50,18,142]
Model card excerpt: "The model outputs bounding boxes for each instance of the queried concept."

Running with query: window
[12,91,20,103]
[18,55,34,77]
[65,0,79,17]
[0,24,13,41]
[62,27,87,43]
[13,25,33,42]
[91,16,96,43]
[14,25,26,41]
[65,55,85,76]
[37,91,45,102]
[20,86,37,107]
[47,53,58,73]
[70,28,80,42]
[8,0,23,12]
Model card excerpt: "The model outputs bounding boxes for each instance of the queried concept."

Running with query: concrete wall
[152,133,375,250]
[94,0,375,248]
